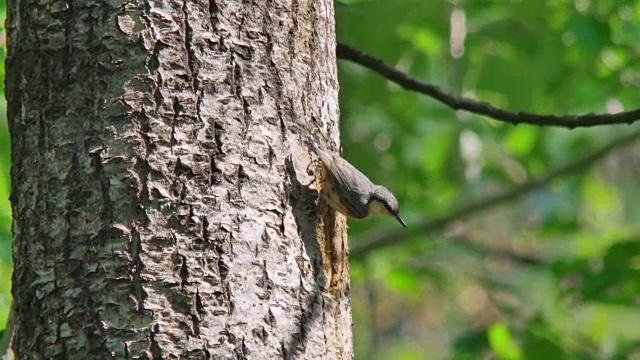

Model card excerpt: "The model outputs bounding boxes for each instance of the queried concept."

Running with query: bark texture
[6,0,352,358]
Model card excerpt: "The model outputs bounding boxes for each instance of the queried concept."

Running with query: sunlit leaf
[397,24,443,58]
[384,266,422,295]
[581,172,618,214]
[488,322,522,360]
[505,126,539,158]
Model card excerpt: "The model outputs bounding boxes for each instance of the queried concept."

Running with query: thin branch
[336,43,640,128]
[351,130,640,258]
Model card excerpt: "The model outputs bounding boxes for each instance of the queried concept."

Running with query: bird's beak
[394,213,407,228]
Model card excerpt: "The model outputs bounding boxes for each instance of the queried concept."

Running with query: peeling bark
[6,0,351,358]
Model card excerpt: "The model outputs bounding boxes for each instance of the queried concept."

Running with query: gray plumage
[308,141,406,227]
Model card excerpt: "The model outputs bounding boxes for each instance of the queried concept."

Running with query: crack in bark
[207,0,219,33]
[88,146,114,227]
[149,323,162,359]
[130,228,146,315]
[181,0,198,90]
[171,96,181,153]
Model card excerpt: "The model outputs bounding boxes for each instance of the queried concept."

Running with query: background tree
[1,0,640,359]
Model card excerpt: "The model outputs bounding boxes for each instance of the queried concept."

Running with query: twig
[351,130,640,258]
[336,43,640,128]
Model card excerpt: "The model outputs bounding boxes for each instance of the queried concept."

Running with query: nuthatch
[309,142,407,227]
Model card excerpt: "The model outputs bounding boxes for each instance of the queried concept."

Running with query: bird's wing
[325,157,371,218]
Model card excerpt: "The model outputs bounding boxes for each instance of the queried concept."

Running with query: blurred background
[336,0,640,359]
[1,0,640,359]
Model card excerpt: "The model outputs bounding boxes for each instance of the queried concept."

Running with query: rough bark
[6,0,352,358]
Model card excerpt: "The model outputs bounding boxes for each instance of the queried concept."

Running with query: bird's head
[368,186,406,227]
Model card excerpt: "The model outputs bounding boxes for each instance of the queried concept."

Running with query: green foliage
[337,0,640,359]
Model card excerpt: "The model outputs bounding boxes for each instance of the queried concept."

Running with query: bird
[308,141,406,227]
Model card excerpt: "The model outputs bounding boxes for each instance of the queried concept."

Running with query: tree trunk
[6,0,352,358]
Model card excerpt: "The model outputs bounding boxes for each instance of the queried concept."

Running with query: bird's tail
[305,139,333,164]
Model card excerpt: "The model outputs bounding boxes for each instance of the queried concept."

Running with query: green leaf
[385,266,422,295]
[488,322,522,360]
[522,317,566,360]
[397,24,443,58]
[505,126,539,158]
